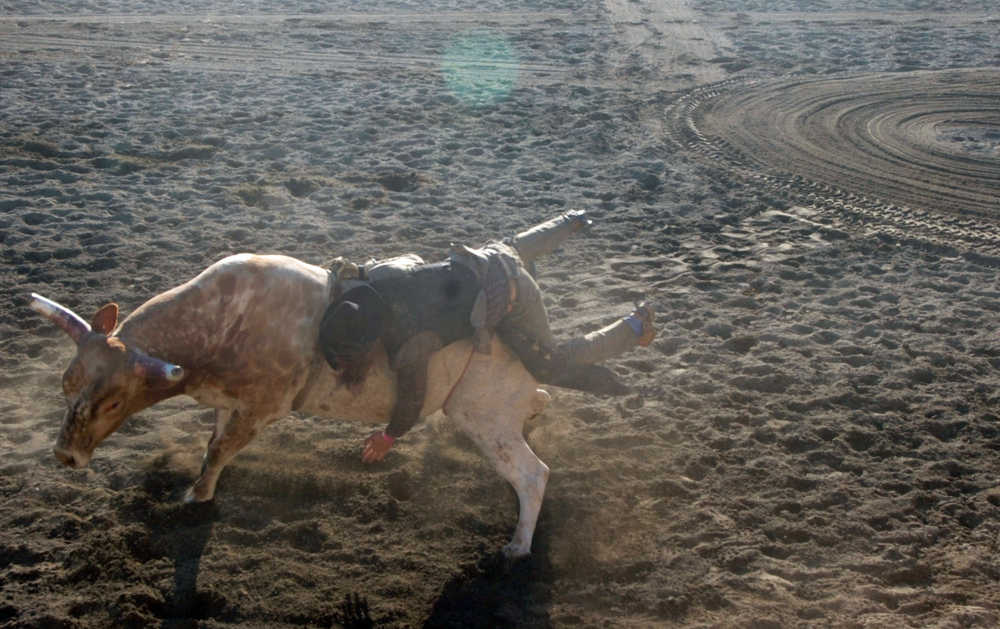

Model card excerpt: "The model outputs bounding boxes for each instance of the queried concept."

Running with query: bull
[30,253,551,558]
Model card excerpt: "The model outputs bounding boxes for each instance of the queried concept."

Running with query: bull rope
[441,344,476,412]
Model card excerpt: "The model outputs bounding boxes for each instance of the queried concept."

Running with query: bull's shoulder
[194,254,328,292]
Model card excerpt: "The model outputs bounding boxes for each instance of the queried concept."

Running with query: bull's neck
[115,285,227,370]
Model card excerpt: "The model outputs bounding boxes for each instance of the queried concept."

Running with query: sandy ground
[2,0,1000,627]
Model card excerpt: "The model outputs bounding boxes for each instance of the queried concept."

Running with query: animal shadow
[117,454,222,624]
[423,547,554,628]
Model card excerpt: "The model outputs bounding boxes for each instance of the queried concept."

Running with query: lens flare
[441,30,520,107]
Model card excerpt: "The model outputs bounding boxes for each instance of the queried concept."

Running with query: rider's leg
[510,210,590,271]
[500,287,656,383]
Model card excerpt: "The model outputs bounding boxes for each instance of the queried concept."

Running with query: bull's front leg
[184,408,261,503]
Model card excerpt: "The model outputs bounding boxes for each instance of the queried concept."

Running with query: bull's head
[30,293,185,468]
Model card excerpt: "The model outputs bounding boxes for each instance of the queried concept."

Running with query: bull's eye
[100,399,122,414]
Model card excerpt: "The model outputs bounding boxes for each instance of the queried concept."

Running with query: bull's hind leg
[185,408,262,503]
[448,388,552,558]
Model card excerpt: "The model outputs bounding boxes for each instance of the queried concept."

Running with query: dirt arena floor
[2,0,999,627]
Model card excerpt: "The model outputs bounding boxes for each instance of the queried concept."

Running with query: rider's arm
[384,331,443,439]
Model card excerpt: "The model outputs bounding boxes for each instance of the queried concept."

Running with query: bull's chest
[186,383,241,411]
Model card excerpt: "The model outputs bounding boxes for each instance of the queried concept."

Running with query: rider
[318,211,656,463]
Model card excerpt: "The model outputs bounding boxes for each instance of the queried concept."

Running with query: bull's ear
[91,303,119,335]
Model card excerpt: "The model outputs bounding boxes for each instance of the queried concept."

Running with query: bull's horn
[132,350,186,384]
[29,293,91,344]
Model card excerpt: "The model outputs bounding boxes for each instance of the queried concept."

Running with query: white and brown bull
[30,253,551,558]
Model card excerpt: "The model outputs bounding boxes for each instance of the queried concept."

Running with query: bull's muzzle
[53,446,90,468]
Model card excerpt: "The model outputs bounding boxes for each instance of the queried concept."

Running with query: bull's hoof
[501,542,531,560]
[183,485,214,504]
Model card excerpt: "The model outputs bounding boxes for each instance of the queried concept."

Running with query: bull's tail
[510,210,591,272]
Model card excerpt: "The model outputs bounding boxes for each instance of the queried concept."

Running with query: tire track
[0,32,568,79]
[0,13,574,81]
[664,69,1000,258]
[0,11,573,25]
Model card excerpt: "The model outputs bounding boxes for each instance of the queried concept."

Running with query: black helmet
[319,284,387,370]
